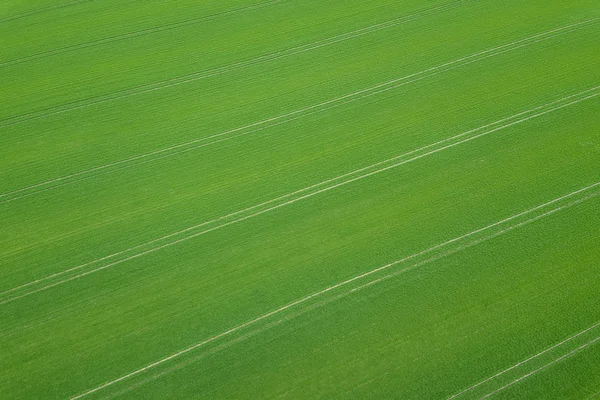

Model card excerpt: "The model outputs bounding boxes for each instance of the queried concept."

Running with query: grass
[1,0,599,398]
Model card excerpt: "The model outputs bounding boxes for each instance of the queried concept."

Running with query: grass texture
[1,0,599,398]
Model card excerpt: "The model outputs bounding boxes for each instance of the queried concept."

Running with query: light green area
[0,0,599,399]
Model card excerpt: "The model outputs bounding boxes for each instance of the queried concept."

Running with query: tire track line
[1,18,595,203]
[110,192,600,398]
[0,1,466,126]
[0,0,96,23]
[0,0,287,65]
[1,87,597,305]
[67,182,600,399]
[480,335,600,399]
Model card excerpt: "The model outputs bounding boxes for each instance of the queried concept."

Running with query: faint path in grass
[479,335,600,399]
[1,87,597,305]
[0,18,596,204]
[587,389,600,399]
[0,0,97,23]
[0,0,290,66]
[67,182,600,399]
[0,0,469,123]
[449,320,600,399]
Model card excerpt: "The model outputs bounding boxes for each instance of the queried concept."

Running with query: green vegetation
[1,0,599,398]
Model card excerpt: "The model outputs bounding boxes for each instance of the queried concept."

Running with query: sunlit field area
[1,0,599,398]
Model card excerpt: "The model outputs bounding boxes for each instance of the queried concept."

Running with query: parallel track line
[1,19,595,203]
[1,87,597,305]
[0,1,467,125]
[0,0,287,65]
[480,335,600,399]
[68,181,600,399]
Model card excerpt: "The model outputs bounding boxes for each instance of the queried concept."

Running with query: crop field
[1,0,600,398]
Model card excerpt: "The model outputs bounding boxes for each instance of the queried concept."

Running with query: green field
[1,0,600,398]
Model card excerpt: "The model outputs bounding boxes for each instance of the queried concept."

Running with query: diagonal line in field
[479,334,600,399]
[587,389,600,400]
[67,181,600,399]
[448,322,600,399]
[0,0,288,63]
[0,0,467,121]
[1,86,598,305]
[0,0,97,23]
[1,18,596,204]
[109,188,600,398]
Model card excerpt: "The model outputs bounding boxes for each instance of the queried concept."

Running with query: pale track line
[0,79,482,289]
[113,191,600,397]
[2,13,591,130]
[1,85,594,263]
[448,322,600,398]
[0,48,546,207]
[0,0,288,66]
[102,190,599,395]
[480,335,600,399]
[1,88,597,305]
[0,36,591,208]
[91,193,600,396]
[0,84,569,293]
[68,182,600,399]
[0,87,600,305]
[0,0,466,125]
[350,192,600,293]
[0,19,595,204]
[588,389,600,400]
[0,40,536,205]
[0,0,96,23]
